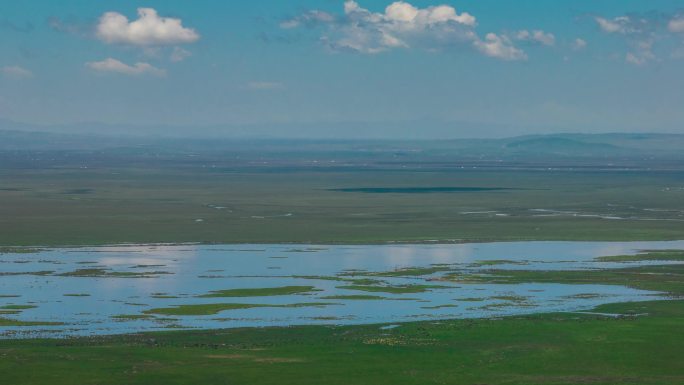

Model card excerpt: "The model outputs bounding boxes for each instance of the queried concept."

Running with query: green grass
[111,314,156,320]
[446,264,684,295]
[0,318,63,327]
[319,295,387,300]
[350,266,453,277]
[197,286,319,298]
[0,300,682,384]
[0,247,42,254]
[58,269,173,278]
[595,249,684,262]
[0,305,37,310]
[336,284,450,294]
[470,259,530,267]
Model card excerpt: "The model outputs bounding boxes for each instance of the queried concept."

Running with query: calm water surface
[2,240,683,338]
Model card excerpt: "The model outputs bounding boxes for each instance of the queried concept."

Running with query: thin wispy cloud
[1,65,33,79]
[572,38,587,51]
[593,12,684,65]
[85,58,166,77]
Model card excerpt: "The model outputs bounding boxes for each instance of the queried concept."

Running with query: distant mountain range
[1,119,683,162]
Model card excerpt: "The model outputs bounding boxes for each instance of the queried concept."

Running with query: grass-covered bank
[0,300,682,385]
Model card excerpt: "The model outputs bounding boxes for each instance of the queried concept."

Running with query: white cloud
[624,40,657,65]
[594,15,659,65]
[669,15,684,33]
[170,47,191,62]
[282,1,535,61]
[85,58,166,76]
[1,65,33,79]
[280,10,335,29]
[572,38,587,50]
[595,16,632,34]
[515,30,555,46]
[475,33,527,61]
[96,8,199,46]
[246,81,284,90]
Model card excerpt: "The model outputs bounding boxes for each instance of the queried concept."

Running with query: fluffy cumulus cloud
[96,8,199,46]
[281,0,541,60]
[1,65,33,79]
[85,58,166,76]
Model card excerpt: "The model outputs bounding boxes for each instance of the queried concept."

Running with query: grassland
[2,138,684,383]
[1,166,684,246]
[0,299,681,384]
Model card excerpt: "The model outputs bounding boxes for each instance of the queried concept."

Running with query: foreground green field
[1,300,682,385]
[1,166,684,246]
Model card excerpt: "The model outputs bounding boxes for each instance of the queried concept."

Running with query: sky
[1,0,684,138]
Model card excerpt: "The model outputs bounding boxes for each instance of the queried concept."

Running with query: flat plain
[2,133,684,384]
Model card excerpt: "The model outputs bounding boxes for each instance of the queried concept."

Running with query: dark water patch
[328,187,519,194]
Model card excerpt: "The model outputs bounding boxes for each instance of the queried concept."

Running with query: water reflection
[1,240,684,338]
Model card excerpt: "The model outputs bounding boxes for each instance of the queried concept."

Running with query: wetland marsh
[2,241,683,338]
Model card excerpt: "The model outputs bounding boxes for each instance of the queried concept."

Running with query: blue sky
[1,0,683,138]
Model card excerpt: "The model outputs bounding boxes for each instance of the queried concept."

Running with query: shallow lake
[2,240,684,338]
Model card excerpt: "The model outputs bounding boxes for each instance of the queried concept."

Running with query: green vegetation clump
[58,269,172,278]
[445,264,684,295]
[595,249,684,262]
[111,314,155,320]
[350,266,453,277]
[144,302,339,316]
[197,286,318,298]
[0,247,42,254]
[337,284,449,294]
[469,260,530,267]
[0,318,63,326]
[0,305,37,310]
[319,295,387,300]
[420,304,458,309]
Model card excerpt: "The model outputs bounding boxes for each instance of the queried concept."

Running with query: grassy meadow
[1,166,683,246]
